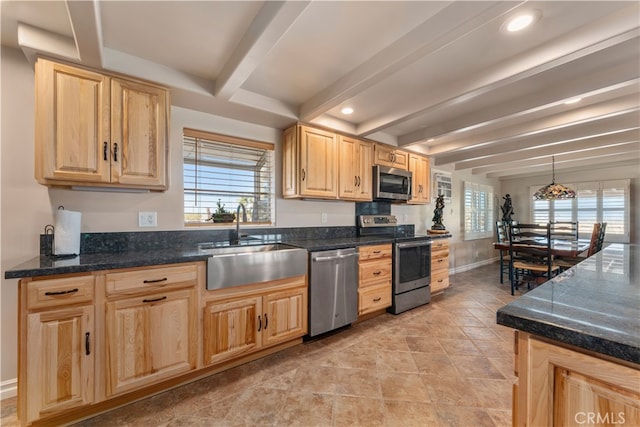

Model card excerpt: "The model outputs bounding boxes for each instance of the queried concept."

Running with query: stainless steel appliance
[358,215,431,314]
[373,165,412,201]
[308,248,359,337]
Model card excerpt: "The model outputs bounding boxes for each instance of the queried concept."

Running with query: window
[529,179,629,243]
[463,181,494,240]
[183,128,275,226]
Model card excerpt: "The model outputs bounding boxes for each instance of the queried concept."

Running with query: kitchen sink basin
[202,243,308,290]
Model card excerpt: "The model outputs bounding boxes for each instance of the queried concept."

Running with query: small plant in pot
[210,199,236,223]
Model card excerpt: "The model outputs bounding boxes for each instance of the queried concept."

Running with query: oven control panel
[358,215,398,227]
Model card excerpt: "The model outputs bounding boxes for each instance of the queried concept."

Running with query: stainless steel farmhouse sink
[200,243,308,290]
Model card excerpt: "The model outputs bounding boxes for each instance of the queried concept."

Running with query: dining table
[493,239,591,258]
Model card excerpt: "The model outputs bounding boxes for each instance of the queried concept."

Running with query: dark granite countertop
[5,231,451,279]
[497,243,640,365]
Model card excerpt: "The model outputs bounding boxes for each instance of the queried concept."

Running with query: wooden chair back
[550,221,579,241]
[586,223,602,257]
[496,221,509,243]
[508,223,555,284]
[596,222,607,253]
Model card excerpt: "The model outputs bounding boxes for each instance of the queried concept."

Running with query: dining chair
[496,221,510,284]
[550,221,579,241]
[597,222,607,252]
[508,222,559,295]
[555,222,601,271]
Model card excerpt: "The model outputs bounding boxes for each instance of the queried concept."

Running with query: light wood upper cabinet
[408,154,430,204]
[105,288,197,396]
[338,135,373,201]
[373,144,409,170]
[282,125,338,199]
[22,276,96,424]
[34,58,168,191]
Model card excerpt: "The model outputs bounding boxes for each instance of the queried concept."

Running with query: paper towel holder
[44,206,79,259]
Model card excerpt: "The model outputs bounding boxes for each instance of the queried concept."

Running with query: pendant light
[532,156,576,200]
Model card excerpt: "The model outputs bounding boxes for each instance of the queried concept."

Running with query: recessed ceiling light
[564,97,583,105]
[502,10,541,33]
[341,107,354,115]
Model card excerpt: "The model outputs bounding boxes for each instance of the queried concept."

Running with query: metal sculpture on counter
[501,194,515,222]
[431,194,446,231]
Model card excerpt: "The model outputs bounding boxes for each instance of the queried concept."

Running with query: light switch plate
[138,211,157,227]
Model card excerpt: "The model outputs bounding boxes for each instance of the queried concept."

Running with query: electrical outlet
[138,211,157,227]
[321,213,328,224]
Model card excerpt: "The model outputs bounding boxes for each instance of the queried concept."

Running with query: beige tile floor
[1,263,520,427]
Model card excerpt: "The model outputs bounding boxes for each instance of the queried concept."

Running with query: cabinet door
[282,126,298,198]
[339,136,373,201]
[203,296,262,366]
[409,154,430,204]
[374,144,408,169]
[299,126,338,198]
[262,285,307,347]
[26,306,94,423]
[110,78,168,188]
[105,289,196,396]
[35,59,111,183]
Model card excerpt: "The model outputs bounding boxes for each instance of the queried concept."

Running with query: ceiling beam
[214,1,310,100]
[471,141,640,175]
[65,0,104,68]
[397,63,639,147]
[452,128,640,170]
[432,96,639,164]
[298,1,520,122]
[356,7,640,137]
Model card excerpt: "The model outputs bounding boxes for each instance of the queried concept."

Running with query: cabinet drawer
[359,283,392,315]
[106,263,198,296]
[431,271,449,294]
[359,260,392,288]
[431,240,449,251]
[431,253,449,271]
[27,276,94,309]
[358,244,392,261]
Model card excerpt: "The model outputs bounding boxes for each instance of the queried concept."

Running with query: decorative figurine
[431,194,446,231]
[501,194,515,222]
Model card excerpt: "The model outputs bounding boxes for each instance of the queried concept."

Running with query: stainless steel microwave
[373,165,412,201]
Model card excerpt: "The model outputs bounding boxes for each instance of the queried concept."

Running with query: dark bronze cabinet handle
[373,297,382,302]
[45,288,79,296]
[85,332,90,355]
[103,142,108,161]
[142,296,167,303]
[373,250,381,254]
[354,176,358,186]
[373,271,381,275]
[264,313,268,329]
[113,143,118,161]
[258,315,262,331]
[143,277,168,284]
[301,169,306,181]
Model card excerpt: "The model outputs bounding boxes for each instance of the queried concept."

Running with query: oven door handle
[396,241,432,249]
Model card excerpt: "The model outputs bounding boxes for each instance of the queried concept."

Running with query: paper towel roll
[54,209,81,256]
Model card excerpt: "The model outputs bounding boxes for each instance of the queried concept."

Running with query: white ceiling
[2,0,639,180]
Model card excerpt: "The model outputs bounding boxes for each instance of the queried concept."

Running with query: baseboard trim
[450,257,499,275]
[1,378,17,400]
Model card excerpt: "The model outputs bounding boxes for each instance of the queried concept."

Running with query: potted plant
[210,199,236,223]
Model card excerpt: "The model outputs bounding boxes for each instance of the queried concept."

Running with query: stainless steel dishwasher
[309,248,359,337]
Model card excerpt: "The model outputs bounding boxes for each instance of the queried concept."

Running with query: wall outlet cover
[138,211,157,227]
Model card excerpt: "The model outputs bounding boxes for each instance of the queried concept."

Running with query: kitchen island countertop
[497,243,639,365]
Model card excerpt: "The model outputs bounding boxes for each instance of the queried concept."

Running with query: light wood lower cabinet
[26,305,94,424]
[105,288,197,396]
[17,262,309,426]
[430,239,450,295]
[358,244,392,316]
[514,332,640,426]
[203,276,307,366]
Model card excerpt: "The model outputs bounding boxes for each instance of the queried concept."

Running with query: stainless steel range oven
[358,215,431,314]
